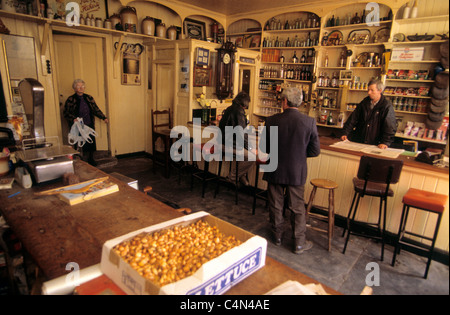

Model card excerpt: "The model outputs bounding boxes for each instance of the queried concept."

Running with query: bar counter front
[0,159,340,295]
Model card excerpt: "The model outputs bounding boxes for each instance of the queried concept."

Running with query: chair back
[357,155,403,185]
[151,109,172,132]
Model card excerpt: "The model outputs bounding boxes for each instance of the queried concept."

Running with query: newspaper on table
[330,140,404,159]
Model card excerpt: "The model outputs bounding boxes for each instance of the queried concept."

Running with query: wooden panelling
[305,150,449,252]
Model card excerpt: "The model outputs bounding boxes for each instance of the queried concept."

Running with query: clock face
[223,53,231,64]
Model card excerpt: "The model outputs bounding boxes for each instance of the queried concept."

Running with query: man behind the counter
[340,78,397,149]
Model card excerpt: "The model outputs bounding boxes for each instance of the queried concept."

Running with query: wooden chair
[151,109,173,178]
[342,155,403,261]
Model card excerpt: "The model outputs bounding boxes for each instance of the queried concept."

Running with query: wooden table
[0,160,340,295]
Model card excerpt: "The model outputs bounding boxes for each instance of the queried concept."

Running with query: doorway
[53,34,109,151]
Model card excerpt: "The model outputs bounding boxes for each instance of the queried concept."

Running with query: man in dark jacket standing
[261,87,321,254]
[341,79,397,149]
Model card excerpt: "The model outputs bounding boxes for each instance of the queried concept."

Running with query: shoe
[293,240,313,255]
[273,232,282,246]
[239,175,250,186]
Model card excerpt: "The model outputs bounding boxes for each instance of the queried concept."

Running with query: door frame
[50,27,112,153]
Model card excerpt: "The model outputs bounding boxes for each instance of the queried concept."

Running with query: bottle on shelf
[338,112,344,127]
[324,72,330,87]
[293,35,299,47]
[280,54,285,63]
[274,37,279,47]
[292,51,298,63]
[331,72,338,88]
[323,92,329,107]
[351,12,361,24]
[318,72,324,87]
[300,51,306,63]
[340,51,346,67]
[402,1,411,19]
[306,32,311,47]
[319,108,328,124]
[410,0,418,18]
[324,51,329,67]
[327,111,334,125]
[286,37,291,47]
[361,9,366,23]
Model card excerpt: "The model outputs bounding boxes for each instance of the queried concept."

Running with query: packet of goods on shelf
[403,121,414,136]
[418,87,430,96]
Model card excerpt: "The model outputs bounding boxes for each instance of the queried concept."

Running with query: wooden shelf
[264,27,321,34]
[323,20,392,31]
[385,94,431,99]
[395,133,447,145]
[261,46,318,50]
[394,110,428,115]
[385,79,435,83]
[394,15,449,24]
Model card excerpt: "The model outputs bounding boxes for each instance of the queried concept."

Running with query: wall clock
[215,42,236,100]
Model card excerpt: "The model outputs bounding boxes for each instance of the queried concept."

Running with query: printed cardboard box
[100,211,267,295]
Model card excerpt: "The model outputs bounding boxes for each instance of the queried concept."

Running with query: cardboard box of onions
[100,211,267,295]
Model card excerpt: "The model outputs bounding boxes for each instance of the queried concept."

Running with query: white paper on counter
[41,264,102,295]
[265,280,329,295]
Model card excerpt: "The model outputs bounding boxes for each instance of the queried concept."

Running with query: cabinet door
[54,35,108,151]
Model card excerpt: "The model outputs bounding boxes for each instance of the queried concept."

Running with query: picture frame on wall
[46,0,107,20]
[340,70,353,81]
[196,48,210,66]
[184,18,206,41]
[193,66,212,87]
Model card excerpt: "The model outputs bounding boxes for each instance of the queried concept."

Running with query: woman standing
[63,79,108,165]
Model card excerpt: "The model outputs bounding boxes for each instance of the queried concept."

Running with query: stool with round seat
[306,178,339,251]
[391,188,448,279]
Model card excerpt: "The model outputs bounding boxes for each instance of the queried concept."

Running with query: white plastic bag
[68,118,97,147]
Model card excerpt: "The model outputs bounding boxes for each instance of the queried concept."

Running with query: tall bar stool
[214,146,240,205]
[343,155,403,261]
[190,143,218,198]
[306,179,338,251]
[391,188,447,279]
[252,158,269,215]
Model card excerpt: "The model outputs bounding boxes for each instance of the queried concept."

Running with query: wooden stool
[214,147,240,205]
[190,143,217,198]
[306,179,338,251]
[252,158,268,215]
[391,188,447,279]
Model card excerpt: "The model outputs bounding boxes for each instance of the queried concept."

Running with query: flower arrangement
[196,93,211,109]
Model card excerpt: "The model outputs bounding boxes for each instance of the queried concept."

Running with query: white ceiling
[174,0,308,16]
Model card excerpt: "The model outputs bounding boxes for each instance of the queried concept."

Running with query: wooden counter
[0,160,340,295]
[307,136,449,253]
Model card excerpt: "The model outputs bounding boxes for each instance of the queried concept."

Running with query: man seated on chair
[219,91,256,186]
